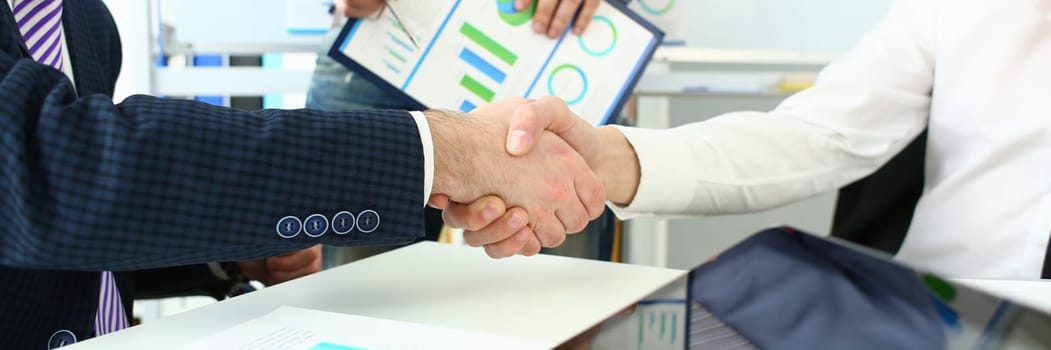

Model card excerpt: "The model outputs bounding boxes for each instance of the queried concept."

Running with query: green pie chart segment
[498,0,535,26]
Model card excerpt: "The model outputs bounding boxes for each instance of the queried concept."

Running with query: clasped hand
[334,0,614,258]
[427,96,612,258]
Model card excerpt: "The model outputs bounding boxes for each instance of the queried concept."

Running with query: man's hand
[438,97,642,256]
[335,0,602,38]
[503,96,638,205]
[432,194,543,258]
[521,0,602,38]
[237,245,323,286]
[334,0,385,18]
[427,98,606,258]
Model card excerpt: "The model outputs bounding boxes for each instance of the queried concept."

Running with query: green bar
[660,312,666,339]
[460,75,495,102]
[386,46,407,63]
[637,312,644,350]
[386,15,403,31]
[459,22,517,65]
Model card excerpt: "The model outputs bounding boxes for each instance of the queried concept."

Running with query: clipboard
[327,0,664,126]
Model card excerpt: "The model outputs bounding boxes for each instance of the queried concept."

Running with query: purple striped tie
[94,271,129,335]
[13,0,128,335]
[12,0,65,70]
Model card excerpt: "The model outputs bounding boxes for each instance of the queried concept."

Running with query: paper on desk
[183,306,548,350]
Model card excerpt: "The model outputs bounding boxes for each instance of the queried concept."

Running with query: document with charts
[328,0,663,125]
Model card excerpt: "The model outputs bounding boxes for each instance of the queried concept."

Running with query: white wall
[101,0,154,101]
[678,0,893,53]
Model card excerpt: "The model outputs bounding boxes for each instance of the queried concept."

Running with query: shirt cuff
[606,125,698,219]
[410,111,433,207]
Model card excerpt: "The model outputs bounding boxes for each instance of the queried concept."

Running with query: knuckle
[462,232,483,247]
[571,218,589,233]
[464,217,485,231]
[486,243,511,259]
[441,210,460,228]
[547,232,567,247]
[568,211,589,233]
[537,225,563,247]
[528,244,542,256]
[589,188,606,218]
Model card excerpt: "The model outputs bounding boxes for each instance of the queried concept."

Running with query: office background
[96,0,893,321]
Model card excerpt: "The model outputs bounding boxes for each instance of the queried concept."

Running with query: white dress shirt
[612,0,1051,279]
[4,0,434,205]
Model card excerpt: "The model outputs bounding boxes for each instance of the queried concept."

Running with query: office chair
[830,132,927,254]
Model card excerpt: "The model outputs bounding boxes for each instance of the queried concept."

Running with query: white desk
[953,278,1051,315]
[68,242,685,349]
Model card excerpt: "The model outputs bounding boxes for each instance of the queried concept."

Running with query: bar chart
[382,14,417,75]
[455,21,520,111]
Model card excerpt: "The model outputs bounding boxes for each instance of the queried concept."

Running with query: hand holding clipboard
[330,0,663,125]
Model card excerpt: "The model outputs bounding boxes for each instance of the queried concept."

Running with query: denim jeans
[306,29,413,111]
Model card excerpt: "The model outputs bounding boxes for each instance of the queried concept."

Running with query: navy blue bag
[688,227,946,349]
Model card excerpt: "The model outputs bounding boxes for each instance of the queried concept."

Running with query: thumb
[428,193,452,209]
[506,96,596,159]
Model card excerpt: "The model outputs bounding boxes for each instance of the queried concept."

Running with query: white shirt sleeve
[409,111,433,206]
[610,0,937,219]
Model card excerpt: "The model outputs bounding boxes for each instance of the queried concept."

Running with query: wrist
[424,109,480,199]
[594,126,640,206]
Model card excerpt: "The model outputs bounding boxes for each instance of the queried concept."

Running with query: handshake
[424,97,640,259]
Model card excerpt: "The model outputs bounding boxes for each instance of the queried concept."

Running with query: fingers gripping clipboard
[328,0,664,126]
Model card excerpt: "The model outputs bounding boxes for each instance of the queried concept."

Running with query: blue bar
[459,48,506,83]
[193,54,224,106]
[460,100,477,112]
[287,28,329,35]
[384,59,402,74]
[192,54,223,66]
[387,32,415,52]
[194,96,224,106]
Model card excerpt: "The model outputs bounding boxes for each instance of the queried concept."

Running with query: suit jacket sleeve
[0,44,426,272]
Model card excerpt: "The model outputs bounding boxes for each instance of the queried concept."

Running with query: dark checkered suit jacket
[1,1,425,348]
